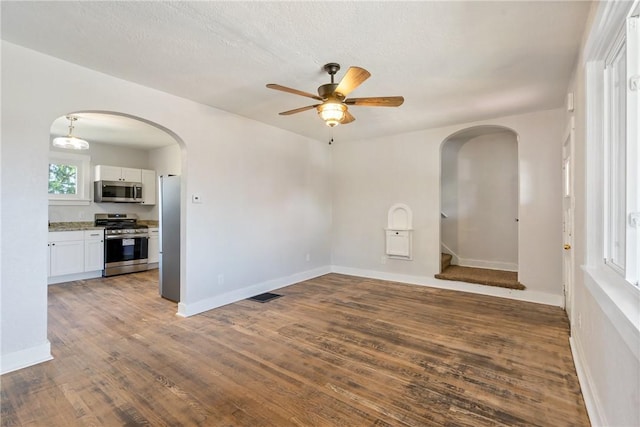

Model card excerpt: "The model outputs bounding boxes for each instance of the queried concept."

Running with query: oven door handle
[105,234,149,240]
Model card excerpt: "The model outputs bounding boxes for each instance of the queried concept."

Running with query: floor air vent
[247,292,282,303]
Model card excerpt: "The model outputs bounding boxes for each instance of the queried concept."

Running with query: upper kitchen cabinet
[95,165,142,182]
[141,169,156,205]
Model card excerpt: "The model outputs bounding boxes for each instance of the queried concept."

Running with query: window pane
[48,163,78,195]
[606,42,626,270]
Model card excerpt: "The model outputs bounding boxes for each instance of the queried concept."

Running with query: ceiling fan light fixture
[52,116,89,150]
[318,102,346,127]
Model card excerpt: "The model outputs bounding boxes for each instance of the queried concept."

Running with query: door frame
[562,116,576,323]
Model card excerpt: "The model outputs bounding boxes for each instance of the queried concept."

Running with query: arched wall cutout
[439,124,520,272]
[387,203,413,230]
[58,110,186,149]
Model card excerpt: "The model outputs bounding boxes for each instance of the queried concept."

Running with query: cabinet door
[95,165,122,182]
[147,228,159,263]
[386,230,411,257]
[121,167,142,183]
[84,231,104,272]
[141,169,156,205]
[50,240,84,276]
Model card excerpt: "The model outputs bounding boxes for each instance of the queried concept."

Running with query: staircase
[436,253,525,290]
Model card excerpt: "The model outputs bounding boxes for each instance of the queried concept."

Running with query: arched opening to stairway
[438,125,523,290]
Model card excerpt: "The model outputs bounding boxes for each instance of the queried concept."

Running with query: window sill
[582,265,640,361]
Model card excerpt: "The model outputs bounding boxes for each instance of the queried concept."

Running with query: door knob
[564,244,571,250]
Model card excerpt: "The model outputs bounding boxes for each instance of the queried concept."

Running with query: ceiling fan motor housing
[318,83,340,99]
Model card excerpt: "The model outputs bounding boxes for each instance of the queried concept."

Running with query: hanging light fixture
[317,101,346,127]
[52,116,89,150]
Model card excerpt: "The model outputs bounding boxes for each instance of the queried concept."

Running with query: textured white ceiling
[50,113,178,150]
[2,1,591,146]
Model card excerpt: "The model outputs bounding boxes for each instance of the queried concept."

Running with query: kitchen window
[48,152,91,205]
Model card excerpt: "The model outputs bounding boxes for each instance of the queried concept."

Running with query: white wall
[149,144,182,177]
[331,108,563,305]
[48,142,156,222]
[564,1,640,425]
[147,144,183,220]
[0,42,332,373]
[441,130,519,270]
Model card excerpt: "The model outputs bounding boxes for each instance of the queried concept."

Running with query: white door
[562,118,575,321]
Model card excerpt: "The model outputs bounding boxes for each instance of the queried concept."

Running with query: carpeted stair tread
[435,265,525,290]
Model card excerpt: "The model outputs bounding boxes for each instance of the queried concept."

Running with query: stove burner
[95,213,149,235]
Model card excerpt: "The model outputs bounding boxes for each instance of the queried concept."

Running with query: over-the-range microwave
[94,180,143,203]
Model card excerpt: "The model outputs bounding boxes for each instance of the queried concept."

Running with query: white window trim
[603,27,628,276]
[625,14,640,285]
[48,151,91,206]
[582,0,640,356]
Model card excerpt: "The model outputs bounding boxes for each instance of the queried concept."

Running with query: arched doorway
[48,111,184,300]
[438,126,522,289]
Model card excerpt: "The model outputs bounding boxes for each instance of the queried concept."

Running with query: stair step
[440,253,452,272]
[435,265,525,290]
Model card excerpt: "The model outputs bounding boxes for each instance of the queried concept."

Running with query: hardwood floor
[1,271,589,426]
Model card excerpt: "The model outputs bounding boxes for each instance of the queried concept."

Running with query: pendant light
[52,116,89,150]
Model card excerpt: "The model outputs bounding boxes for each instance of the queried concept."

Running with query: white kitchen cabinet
[84,230,104,272]
[147,228,159,264]
[48,231,85,277]
[48,230,105,284]
[95,165,142,183]
[141,169,156,205]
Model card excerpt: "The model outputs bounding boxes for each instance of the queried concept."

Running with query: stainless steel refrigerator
[159,175,180,302]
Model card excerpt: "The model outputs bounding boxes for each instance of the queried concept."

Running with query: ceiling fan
[266,63,404,127]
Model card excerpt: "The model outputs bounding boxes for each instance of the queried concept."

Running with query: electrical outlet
[305,253,310,262]
[217,274,224,285]
[381,255,387,265]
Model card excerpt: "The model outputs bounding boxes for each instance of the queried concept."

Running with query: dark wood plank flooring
[1,271,589,426]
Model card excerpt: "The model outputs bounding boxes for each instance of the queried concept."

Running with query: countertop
[49,222,104,232]
[138,220,159,228]
[48,220,159,231]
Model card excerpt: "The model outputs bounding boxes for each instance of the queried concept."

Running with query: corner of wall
[1,340,53,375]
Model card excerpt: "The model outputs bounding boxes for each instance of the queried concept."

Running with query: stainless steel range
[95,213,149,277]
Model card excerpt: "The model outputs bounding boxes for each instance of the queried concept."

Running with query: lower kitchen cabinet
[49,232,84,277]
[148,227,159,265]
[48,230,105,284]
[84,230,105,272]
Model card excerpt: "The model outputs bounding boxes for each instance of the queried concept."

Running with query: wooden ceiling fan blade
[341,110,356,124]
[266,84,323,101]
[345,96,405,107]
[279,104,320,115]
[334,67,371,97]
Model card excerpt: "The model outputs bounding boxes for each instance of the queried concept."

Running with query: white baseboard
[456,258,518,272]
[48,270,102,285]
[330,265,563,307]
[1,340,53,375]
[176,263,562,317]
[570,336,605,426]
[177,266,331,317]
[439,244,517,272]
